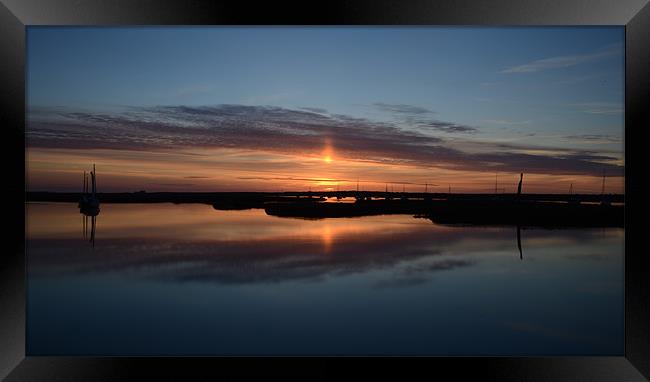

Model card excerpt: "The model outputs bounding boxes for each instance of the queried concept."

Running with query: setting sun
[24,26,626,358]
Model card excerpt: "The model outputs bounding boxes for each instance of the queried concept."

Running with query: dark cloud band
[27,104,624,177]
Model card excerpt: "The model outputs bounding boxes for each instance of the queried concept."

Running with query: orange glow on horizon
[26,146,625,194]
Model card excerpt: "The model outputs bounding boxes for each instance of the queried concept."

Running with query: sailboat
[79,164,100,216]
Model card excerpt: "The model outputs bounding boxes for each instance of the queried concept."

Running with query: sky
[26,27,624,193]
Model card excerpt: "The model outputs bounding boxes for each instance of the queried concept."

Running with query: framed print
[1,0,649,380]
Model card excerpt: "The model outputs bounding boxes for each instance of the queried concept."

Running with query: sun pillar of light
[322,137,334,163]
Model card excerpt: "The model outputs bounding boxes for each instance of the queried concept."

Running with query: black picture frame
[1,0,648,380]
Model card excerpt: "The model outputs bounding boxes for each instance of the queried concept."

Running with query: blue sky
[26,27,625,193]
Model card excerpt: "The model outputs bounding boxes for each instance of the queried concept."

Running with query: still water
[26,202,623,355]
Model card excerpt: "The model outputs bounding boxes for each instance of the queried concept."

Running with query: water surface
[26,202,623,355]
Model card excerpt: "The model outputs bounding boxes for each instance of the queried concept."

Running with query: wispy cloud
[236,176,435,186]
[564,134,621,143]
[237,176,350,183]
[572,102,623,115]
[501,44,621,74]
[373,102,434,115]
[482,119,532,126]
[154,182,196,187]
[370,102,477,133]
[418,121,478,134]
[27,104,624,177]
[299,107,328,114]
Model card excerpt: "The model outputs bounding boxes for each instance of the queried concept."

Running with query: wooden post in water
[517,173,523,196]
[91,168,96,196]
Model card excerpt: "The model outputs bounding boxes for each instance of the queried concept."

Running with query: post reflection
[26,203,623,285]
[517,225,523,260]
[81,209,99,248]
[26,202,624,356]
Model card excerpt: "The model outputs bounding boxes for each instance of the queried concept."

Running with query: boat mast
[91,164,97,196]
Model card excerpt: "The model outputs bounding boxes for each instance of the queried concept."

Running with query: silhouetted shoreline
[26,191,624,204]
[26,191,623,228]
[264,198,623,227]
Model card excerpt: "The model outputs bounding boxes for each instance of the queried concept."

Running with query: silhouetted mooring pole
[517,173,523,196]
[91,164,97,196]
